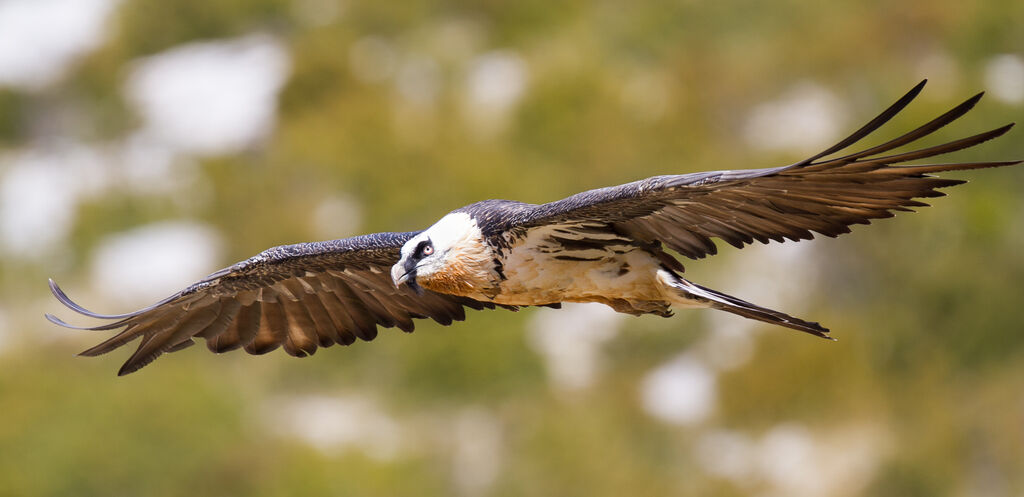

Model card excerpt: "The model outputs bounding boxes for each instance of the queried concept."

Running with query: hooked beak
[391,258,423,294]
[391,264,412,286]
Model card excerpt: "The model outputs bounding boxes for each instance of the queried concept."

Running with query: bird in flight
[48,81,1020,376]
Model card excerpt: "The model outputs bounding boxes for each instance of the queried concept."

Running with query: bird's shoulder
[453,199,537,238]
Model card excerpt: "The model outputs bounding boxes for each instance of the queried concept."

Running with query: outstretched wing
[47,231,506,375]
[505,80,1019,260]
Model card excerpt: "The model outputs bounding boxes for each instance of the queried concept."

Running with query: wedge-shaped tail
[660,271,832,339]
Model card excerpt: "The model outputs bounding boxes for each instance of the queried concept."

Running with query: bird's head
[391,212,493,296]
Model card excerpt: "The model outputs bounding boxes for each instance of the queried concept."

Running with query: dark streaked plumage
[48,81,1021,375]
[49,232,506,375]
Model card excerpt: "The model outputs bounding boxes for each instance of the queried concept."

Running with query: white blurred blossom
[462,51,528,137]
[90,221,223,307]
[125,35,291,156]
[0,137,209,261]
[755,423,886,497]
[694,423,887,496]
[913,50,960,98]
[640,353,716,425]
[312,194,363,239]
[742,82,846,154]
[694,429,757,485]
[697,326,756,371]
[265,394,405,460]
[0,0,120,89]
[984,54,1024,105]
[527,302,622,392]
[756,424,819,493]
[451,408,503,497]
[0,145,109,258]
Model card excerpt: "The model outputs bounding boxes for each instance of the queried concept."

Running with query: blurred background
[1,0,1022,495]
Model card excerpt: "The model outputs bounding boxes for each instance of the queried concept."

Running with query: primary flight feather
[47,81,1021,375]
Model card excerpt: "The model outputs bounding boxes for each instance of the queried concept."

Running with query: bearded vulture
[47,80,1021,375]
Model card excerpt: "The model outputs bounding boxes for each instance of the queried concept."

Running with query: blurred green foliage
[2,0,1023,496]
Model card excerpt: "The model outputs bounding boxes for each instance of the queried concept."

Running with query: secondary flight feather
[47,81,1021,375]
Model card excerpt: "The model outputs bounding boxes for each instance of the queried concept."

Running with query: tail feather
[660,271,832,339]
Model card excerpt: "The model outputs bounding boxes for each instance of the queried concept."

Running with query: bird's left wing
[48,231,504,375]
[501,81,1019,260]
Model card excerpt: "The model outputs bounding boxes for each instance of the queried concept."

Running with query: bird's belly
[492,248,666,307]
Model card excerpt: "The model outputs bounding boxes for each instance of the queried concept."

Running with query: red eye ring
[422,245,434,256]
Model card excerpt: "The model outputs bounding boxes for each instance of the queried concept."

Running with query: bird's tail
[656,270,832,339]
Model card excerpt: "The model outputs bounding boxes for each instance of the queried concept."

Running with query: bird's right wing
[48,231,506,375]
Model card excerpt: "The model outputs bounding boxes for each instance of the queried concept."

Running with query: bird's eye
[414,240,434,258]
